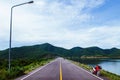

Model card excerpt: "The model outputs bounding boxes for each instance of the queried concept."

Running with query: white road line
[75,65,104,80]
[66,60,104,80]
[20,59,57,80]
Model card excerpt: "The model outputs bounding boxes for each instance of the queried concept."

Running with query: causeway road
[16,58,103,80]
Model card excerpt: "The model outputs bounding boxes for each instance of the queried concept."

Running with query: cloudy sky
[0,0,120,50]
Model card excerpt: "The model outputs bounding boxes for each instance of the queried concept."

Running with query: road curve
[16,58,103,80]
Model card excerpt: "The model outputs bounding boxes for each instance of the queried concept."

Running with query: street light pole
[9,1,34,71]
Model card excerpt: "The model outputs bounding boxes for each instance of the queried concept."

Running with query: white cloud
[2,0,120,50]
[78,26,120,48]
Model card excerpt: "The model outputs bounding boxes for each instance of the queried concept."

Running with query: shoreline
[70,59,120,80]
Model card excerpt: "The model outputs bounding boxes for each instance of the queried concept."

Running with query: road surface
[16,58,103,80]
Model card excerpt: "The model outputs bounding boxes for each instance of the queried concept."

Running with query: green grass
[24,59,51,74]
[100,70,120,80]
[0,58,53,80]
[70,60,120,80]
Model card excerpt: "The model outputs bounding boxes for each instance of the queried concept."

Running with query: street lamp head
[28,1,34,4]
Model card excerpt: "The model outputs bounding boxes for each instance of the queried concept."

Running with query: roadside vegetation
[0,58,53,80]
[70,60,120,80]
[0,43,120,80]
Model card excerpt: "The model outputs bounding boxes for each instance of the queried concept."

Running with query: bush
[0,58,53,80]
[0,69,7,80]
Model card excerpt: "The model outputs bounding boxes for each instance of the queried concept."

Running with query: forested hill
[0,43,120,59]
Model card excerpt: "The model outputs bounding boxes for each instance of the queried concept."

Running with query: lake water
[87,59,120,75]
[98,59,120,75]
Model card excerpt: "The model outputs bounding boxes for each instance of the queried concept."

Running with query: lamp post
[9,1,34,71]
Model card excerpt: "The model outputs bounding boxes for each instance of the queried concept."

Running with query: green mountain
[0,43,120,59]
[0,43,70,59]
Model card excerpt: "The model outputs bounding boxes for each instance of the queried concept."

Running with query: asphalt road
[16,58,103,80]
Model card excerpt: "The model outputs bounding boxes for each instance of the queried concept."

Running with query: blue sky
[90,0,120,25]
[0,0,120,50]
